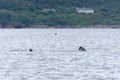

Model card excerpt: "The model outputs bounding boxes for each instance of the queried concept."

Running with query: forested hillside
[0,0,119,28]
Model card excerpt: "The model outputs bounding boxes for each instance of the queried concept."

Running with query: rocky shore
[0,25,120,29]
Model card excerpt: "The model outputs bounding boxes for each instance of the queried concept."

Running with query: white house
[76,7,94,13]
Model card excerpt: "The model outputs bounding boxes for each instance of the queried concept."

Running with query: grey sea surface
[0,29,120,80]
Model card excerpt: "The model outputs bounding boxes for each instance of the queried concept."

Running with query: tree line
[0,0,119,28]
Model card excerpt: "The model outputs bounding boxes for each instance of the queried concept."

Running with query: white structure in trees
[76,7,94,13]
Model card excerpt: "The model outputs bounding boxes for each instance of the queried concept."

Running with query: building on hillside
[76,7,94,13]
[41,8,56,12]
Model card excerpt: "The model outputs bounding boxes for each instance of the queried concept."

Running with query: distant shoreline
[0,25,120,29]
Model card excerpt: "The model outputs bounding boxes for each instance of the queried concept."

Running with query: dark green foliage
[0,0,119,28]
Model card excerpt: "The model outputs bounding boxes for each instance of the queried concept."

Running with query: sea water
[0,29,120,80]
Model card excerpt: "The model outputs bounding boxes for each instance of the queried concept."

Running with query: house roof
[76,7,94,10]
